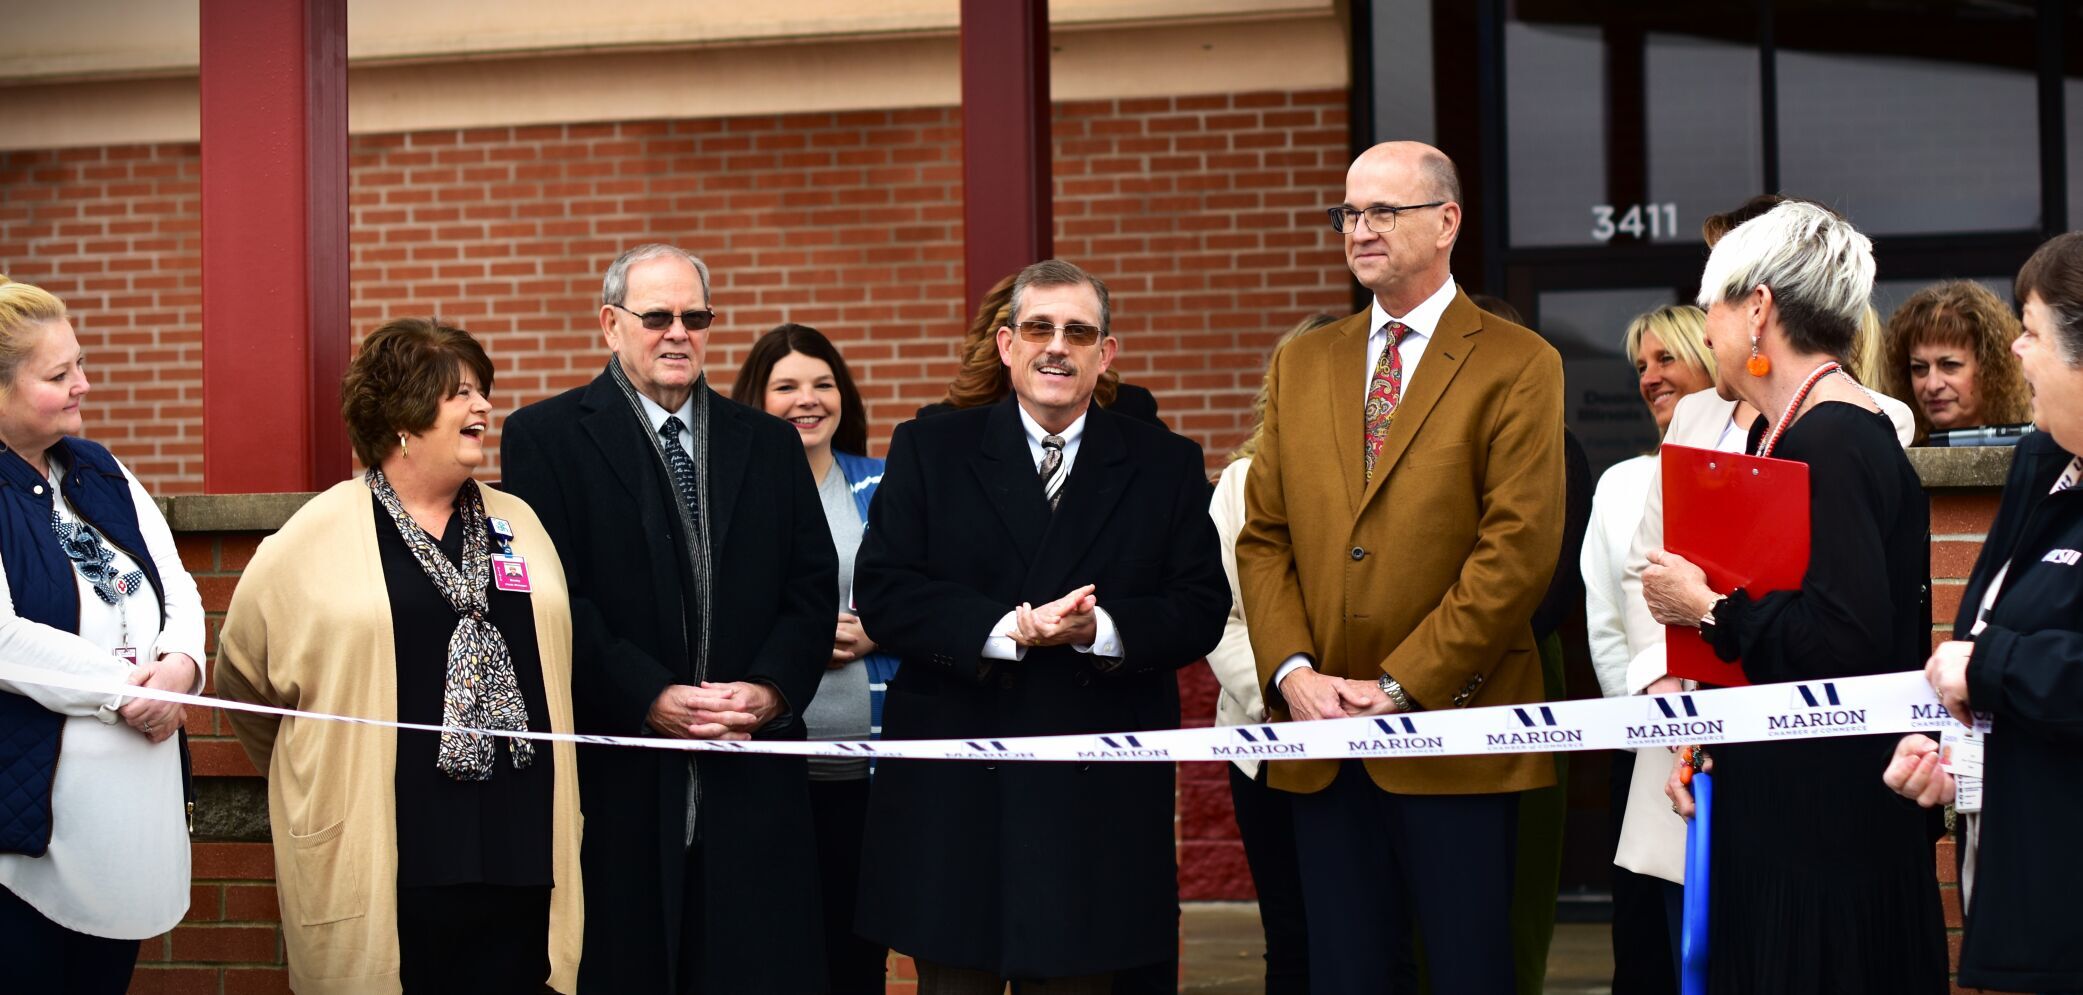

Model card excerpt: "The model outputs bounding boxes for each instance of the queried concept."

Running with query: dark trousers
[1290,760,1519,995]
[398,883,551,994]
[1608,751,1677,995]
[810,776,890,994]
[679,843,707,995]
[916,958,1113,994]
[0,884,140,995]
[1229,763,1310,995]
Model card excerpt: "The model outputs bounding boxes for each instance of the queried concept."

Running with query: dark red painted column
[959,0,1053,318]
[200,0,350,492]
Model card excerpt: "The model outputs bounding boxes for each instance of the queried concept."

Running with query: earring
[398,432,409,457]
[1746,336,1771,378]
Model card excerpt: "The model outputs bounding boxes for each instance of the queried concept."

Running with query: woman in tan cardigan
[217,318,582,994]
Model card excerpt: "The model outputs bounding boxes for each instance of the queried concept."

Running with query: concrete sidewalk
[1181,902,1614,994]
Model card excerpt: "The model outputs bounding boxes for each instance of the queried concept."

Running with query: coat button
[31,485,43,496]
[999,672,1016,690]
[1350,546,1366,560]
[984,764,997,772]
[1073,672,1091,687]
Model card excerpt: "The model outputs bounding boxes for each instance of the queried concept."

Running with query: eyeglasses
[1326,202,1448,234]
[1011,320,1105,347]
[610,302,717,332]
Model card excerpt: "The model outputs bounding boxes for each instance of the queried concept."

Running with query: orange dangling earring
[1745,336,1771,378]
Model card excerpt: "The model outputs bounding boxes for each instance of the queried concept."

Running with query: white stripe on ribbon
[0,661,1954,763]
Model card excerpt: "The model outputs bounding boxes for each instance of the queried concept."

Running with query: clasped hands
[1010,584,1101,649]
[1642,549,1720,627]
[119,652,197,745]
[1279,667,1400,722]
[648,681,782,741]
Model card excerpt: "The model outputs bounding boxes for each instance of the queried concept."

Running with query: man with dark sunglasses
[854,258,1229,994]
[502,243,837,994]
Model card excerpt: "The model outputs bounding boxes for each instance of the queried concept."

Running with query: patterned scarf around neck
[606,356,714,843]
[366,466,534,781]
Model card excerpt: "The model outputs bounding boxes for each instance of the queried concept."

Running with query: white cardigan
[1206,459,1268,778]
[0,459,205,939]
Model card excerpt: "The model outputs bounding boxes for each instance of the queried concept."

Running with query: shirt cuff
[983,610,1029,662]
[1272,654,1314,690]
[1624,643,1668,695]
[1073,606,1124,661]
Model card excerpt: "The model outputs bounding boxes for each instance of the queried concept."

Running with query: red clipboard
[1661,443,1809,687]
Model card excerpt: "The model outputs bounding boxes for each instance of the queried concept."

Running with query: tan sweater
[215,481,583,994]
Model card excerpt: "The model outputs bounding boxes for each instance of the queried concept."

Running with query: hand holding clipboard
[1659,444,1811,687]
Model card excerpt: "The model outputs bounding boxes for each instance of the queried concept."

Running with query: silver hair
[1009,259,1112,336]
[1696,201,1873,360]
[602,244,711,307]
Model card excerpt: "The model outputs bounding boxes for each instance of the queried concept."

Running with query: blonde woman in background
[0,277,205,993]
[1580,304,1713,992]
[1206,312,1337,995]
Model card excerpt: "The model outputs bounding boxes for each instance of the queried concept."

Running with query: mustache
[1031,357,1079,376]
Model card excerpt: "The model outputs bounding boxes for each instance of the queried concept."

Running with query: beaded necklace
[1757,361,1843,459]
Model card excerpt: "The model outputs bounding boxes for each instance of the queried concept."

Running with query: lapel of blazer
[575,373,692,669]
[1360,288,1479,509]
[702,388,752,549]
[1027,406,1135,597]
[578,373,656,509]
[1328,313,1370,512]
[970,398,1050,571]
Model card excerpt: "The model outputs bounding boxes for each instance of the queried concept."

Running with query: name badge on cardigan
[491,554,532,593]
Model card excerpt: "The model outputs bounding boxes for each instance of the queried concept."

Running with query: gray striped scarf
[606,358,714,844]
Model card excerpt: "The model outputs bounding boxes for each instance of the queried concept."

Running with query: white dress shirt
[1272,278,1459,693]
[0,459,207,940]
[635,390,697,453]
[980,405,1124,661]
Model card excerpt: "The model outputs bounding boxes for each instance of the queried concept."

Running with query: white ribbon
[0,660,1956,763]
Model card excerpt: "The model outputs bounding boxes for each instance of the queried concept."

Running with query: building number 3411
[1591,203,1679,242]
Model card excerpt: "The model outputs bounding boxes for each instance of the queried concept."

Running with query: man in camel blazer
[1235,141,1564,994]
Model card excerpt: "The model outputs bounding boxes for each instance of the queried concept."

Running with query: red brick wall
[1929,490,2000,994]
[0,88,1353,495]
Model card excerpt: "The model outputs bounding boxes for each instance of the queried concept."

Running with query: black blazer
[1953,430,2083,993]
[853,397,1228,978]
[501,372,837,995]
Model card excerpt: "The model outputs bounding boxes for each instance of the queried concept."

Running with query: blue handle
[1681,771,1713,995]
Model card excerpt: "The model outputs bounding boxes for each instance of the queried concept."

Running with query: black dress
[375,505,556,993]
[1700,403,1946,994]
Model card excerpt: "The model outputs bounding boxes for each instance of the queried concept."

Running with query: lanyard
[1757,361,1843,459]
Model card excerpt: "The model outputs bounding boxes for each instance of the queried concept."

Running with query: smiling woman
[214,317,585,992]
[0,276,207,995]
[730,322,897,995]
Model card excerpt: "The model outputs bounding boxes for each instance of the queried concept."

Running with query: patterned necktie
[1038,434,1068,511]
[660,416,701,525]
[1363,320,1411,480]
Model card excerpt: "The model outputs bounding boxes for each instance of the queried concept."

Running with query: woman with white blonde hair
[1639,202,1946,993]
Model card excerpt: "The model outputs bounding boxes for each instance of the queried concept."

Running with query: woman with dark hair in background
[1881,280,2031,442]
[733,322,897,994]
